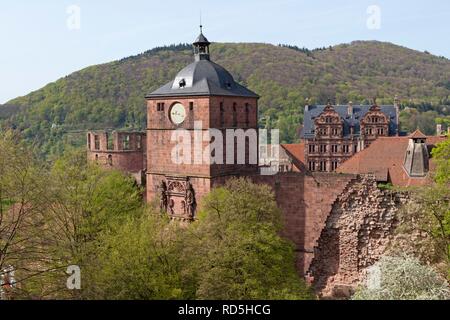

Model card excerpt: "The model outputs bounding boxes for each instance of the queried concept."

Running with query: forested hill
[1,41,449,156]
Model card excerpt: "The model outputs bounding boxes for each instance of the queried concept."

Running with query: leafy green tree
[394,185,450,274]
[82,211,184,300]
[0,131,47,297]
[352,256,450,300]
[17,148,144,299]
[432,136,450,185]
[182,178,313,300]
[82,178,313,300]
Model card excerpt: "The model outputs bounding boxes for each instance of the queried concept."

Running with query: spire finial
[200,11,203,33]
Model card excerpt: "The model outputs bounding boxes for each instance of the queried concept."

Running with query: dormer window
[179,79,186,88]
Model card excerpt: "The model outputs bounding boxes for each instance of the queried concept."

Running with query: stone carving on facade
[158,181,168,212]
[168,181,186,194]
[185,182,197,219]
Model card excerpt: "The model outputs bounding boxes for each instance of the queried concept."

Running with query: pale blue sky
[1,0,449,103]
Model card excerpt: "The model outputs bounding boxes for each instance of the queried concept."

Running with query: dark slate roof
[301,105,399,139]
[194,32,210,45]
[146,60,259,98]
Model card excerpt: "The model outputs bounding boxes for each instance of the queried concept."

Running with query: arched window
[232,103,237,127]
[245,103,250,127]
[220,102,225,126]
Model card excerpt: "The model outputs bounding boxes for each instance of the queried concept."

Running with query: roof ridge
[409,129,427,139]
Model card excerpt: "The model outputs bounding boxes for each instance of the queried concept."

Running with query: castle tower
[403,129,429,177]
[145,28,259,220]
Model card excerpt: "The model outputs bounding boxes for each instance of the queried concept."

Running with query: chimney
[347,101,353,116]
[436,124,442,136]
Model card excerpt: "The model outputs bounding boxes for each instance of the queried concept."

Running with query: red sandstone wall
[87,131,146,175]
[87,151,144,173]
[307,176,406,298]
[251,172,356,275]
[147,96,259,178]
[146,173,212,212]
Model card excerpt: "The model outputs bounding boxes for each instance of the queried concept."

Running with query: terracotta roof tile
[336,136,447,187]
[409,129,427,139]
[281,143,306,171]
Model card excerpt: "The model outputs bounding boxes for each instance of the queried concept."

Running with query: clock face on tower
[169,103,186,125]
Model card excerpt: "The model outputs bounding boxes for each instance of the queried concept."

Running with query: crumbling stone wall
[307,175,408,298]
[252,172,357,275]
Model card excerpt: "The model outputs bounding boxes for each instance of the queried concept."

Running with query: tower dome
[146,29,258,99]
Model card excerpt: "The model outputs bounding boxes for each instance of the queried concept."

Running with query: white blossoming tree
[352,255,450,300]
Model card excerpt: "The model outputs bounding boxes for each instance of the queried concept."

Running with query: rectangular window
[319,161,327,172]
[309,144,315,153]
[107,133,114,150]
[319,145,327,153]
[189,102,194,111]
[331,145,338,153]
[123,135,130,150]
[331,161,339,171]
[343,145,350,153]
[94,135,100,150]
[137,135,142,150]
[309,161,316,171]
[318,128,328,135]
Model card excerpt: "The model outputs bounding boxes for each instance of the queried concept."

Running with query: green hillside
[1,41,449,156]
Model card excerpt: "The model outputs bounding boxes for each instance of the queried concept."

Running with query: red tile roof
[336,136,448,187]
[281,143,306,171]
[409,129,427,139]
